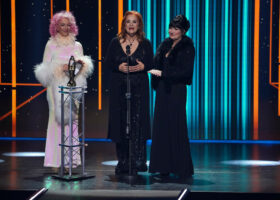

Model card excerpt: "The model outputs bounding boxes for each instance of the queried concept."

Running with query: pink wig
[49,11,79,37]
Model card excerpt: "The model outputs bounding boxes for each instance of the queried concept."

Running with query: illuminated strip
[212,0,216,139]
[160,1,164,40]
[278,0,280,116]
[228,0,232,139]
[241,0,249,140]
[204,0,209,139]
[137,0,140,11]
[50,0,53,18]
[2,137,280,144]
[142,0,146,21]
[185,0,191,36]
[12,90,16,137]
[152,0,157,117]
[146,0,153,120]
[11,0,16,137]
[185,0,192,134]
[165,0,170,37]
[128,0,131,11]
[118,0,123,33]
[236,0,241,139]
[98,0,102,110]
[279,66,280,116]
[0,88,47,121]
[0,83,42,86]
[268,1,278,88]
[195,0,200,138]
[146,0,151,39]
[221,1,225,138]
[224,0,229,139]
[153,0,157,50]
[0,0,1,83]
[66,0,70,11]
[11,0,16,88]
[253,0,260,138]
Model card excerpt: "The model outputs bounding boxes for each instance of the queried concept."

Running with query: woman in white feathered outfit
[34,11,93,169]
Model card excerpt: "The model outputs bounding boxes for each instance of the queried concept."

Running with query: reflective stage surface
[0,140,280,199]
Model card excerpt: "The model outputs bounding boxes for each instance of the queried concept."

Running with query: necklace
[127,37,136,47]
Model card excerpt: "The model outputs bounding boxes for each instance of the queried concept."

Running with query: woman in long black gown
[104,11,153,175]
[149,15,195,178]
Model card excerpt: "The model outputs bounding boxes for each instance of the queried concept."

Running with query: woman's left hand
[130,59,144,72]
[148,69,162,77]
[77,60,85,66]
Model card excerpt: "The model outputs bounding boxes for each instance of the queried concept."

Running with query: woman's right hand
[63,64,68,72]
[119,62,128,73]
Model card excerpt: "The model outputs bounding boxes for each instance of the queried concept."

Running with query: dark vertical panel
[0,0,12,137]
[258,0,280,140]
[53,0,66,13]
[1,0,12,83]
[15,1,50,137]
[16,0,50,83]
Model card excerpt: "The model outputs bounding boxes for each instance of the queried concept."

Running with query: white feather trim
[34,60,68,87]
[76,55,94,78]
[36,55,92,125]
[34,62,53,87]
[50,34,76,47]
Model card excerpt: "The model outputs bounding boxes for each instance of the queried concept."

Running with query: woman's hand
[148,69,162,77]
[129,59,144,72]
[77,60,85,66]
[63,64,68,72]
[119,62,129,73]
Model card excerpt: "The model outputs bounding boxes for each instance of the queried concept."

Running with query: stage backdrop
[0,0,279,140]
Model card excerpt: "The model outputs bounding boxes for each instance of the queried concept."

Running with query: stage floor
[0,140,280,199]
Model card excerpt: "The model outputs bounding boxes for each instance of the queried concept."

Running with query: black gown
[149,36,195,177]
[104,37,153,173]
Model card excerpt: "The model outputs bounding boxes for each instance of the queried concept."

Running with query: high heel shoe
[115,161,129,175]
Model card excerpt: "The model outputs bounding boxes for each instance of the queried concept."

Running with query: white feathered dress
[34,34,93,168]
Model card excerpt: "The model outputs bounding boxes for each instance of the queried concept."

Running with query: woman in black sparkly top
[104,11,153,175]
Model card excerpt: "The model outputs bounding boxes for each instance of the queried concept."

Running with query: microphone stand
[125,45,136,178]
[118,44,140,186]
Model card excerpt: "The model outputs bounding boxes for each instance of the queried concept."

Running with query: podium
[52,86,94,181]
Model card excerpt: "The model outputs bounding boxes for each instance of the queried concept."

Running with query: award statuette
[67,56,83,87]
[67,56,76,87]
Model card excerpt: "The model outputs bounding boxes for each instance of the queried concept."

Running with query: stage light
[101,160,150,166]
[177,188,190,200]
[101,160,118,166]
[3,152,45,157]
[221,160,280,166]
[0,159,4,163]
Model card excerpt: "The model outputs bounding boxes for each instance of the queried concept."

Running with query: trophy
[67,56,82,87]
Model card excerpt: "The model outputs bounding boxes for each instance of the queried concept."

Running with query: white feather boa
[34,55,94,125]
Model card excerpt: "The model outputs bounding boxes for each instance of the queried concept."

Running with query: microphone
[126,45,131,55]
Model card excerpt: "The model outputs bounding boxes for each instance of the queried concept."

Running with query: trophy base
[67,82,76,87]
[52,173,95,181]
